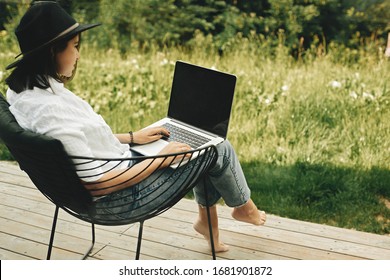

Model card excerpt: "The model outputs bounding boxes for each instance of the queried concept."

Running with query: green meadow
[1,34,389,235]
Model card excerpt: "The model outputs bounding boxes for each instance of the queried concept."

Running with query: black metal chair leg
[82,223,95,260]
[135,220,144,260]
[47,206,95,260]
[47,205,60,260]
[205,205,216,260]
[203,180,216,260]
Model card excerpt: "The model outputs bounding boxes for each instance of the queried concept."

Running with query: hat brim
[6,23,101,70]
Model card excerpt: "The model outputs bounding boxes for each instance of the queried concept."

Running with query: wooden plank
[0,199,135,249]
[0,216,106,259]
[160,207,390,260]
[0,191,137,236]
[0,193,210,260]
[0,162,33,183]
[219,223,390,260]
[0,182,49,203]
[146,214,362,260]
[0,173,36,189]
[0,232,88,260]
[176,198,390,249]
[137,223,292,260]
[0,248,36,260]
[95,245,158,260]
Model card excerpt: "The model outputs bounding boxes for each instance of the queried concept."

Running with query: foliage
[0,0,389,56]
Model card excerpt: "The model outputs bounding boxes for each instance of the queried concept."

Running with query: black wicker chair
[0,93,218,260]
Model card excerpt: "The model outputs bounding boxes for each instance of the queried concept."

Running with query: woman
[5,1,266,253]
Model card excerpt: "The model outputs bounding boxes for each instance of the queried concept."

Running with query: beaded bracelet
[129,131,134,146]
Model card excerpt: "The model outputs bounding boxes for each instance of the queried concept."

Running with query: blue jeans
[93,140,250,220]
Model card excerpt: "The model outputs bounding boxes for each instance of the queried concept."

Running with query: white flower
[349,91,358,99]
[330,80,342,88]
[265,98,271,105]
[362,92,375,101]
[281,85,289,91]
[354,72,360,79]
[160,58,168,66]
[0,71,3,80]
[277,146,286,154]
[149,101,157,109]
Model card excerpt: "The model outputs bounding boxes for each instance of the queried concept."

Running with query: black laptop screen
[167,61,236,138]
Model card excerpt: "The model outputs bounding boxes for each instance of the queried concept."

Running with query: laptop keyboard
[162,123,211,149]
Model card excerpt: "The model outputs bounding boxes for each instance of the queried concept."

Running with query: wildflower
[354,72,360,79]
[281,85,289,96]
[330,80,342,88]
[149,101,157,109]
[362,92,375,101]
[160,58,168,66]
[349,91,358,99]
[277,146,286,154]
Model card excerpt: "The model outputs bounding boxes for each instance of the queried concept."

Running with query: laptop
[131,60,236,161]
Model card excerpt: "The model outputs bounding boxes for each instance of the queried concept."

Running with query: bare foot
[231,199,266,225]
[193,220,229,252]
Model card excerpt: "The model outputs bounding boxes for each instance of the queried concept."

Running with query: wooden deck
[0,161,389,260]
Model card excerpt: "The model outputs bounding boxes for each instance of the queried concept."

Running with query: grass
[1,34,389,235]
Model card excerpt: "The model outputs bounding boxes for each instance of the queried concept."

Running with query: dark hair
[6,34,81,93]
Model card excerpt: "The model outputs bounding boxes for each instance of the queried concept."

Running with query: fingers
[135,127,170,144]
[157,141,194,167]
[150,126,170,137]
[171,142,191,151]
[160,142,191,155]
[174,142,190,148]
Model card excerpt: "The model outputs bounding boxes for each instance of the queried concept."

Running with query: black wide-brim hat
[6,1,100,70]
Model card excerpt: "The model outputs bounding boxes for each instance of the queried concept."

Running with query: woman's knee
[210,140,237,173]
[216,139,235,157]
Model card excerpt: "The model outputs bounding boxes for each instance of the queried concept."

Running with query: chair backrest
[0,93,92,214]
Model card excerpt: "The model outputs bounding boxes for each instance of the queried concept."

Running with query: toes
[259,210,266,224]
[214,243,229,253]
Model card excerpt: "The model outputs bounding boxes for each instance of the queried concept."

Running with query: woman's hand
[157,142,192,168]
[133,126,170,144]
